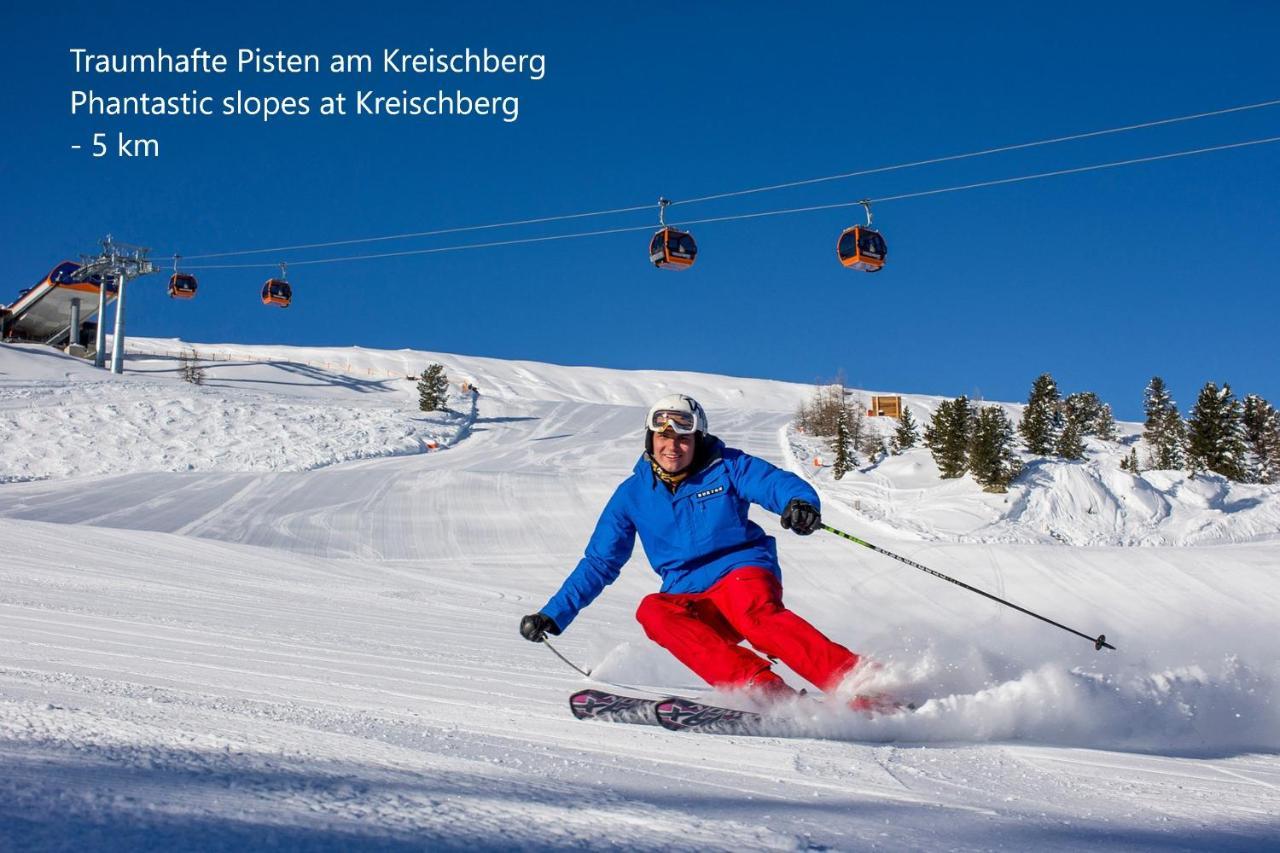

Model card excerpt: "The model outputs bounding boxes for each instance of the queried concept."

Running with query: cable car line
[181,202,654,261]
[667,96,1280,208]
[174,97,1280,262]
[182,223,662,269]
[178,133,1280,272]
[657,134,1280,229]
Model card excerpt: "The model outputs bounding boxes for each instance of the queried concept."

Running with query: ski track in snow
[0,340,1277,851]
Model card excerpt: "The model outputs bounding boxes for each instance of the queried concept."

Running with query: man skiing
[519,394,863,701]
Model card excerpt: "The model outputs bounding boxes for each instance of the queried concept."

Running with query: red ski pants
[635,566,859,692]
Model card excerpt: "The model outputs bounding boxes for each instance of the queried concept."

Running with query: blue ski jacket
[541,436,819,632]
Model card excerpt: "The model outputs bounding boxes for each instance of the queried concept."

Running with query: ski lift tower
[77,236,155,373]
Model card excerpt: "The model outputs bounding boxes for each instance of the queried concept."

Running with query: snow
[1,338,1277,850]
[788,414,1280,546]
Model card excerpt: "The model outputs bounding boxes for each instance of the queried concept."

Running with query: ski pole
[543,638,593,677]
[820,523,1116,651]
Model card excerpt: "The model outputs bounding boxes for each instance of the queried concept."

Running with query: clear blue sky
[4,1,1278,419]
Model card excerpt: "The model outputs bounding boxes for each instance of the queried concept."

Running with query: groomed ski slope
[1,339,1277,851]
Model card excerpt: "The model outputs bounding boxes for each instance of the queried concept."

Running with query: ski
[571,689,913,735]
[569,688,663,726]
[654,696,766,735]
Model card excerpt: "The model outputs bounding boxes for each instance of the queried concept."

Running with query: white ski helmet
[645,394,708,436]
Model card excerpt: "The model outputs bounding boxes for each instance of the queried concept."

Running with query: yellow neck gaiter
[648,456,690,493]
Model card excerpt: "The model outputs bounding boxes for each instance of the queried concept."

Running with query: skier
[519,394,865,702]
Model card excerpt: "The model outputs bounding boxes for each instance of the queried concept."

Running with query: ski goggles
[649,409,699,434]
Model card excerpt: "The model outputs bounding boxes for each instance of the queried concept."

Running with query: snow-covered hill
[1,338,1277,850]
[788,421,1280,547]
[6,338,1276,547]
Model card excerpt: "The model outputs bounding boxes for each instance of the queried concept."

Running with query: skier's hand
[520,612,560,643]
[780,498,821,536]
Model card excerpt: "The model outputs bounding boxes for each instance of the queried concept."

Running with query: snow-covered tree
[1018,373,1061,455]
[892,405,919,454]
[1119,447,1141,474]
[925,396,974,479]
[1064,391,1117,440]
[968,406,1022,492]
[1094,403,1118,442]
[1056,412,1086,461]
[418,363,450,412]
[1185,381,1246,480]
[1143,376,1185,470]
[830,385,858,479]
[1242,394,1280,484]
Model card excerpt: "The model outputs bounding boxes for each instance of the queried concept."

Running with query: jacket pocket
[691,488,736,551]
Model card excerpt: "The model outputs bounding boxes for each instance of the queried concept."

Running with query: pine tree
[1064,391,1117,440]
[1095,403,1118,442]
[893,405,919,454]
[1185,381,1246,480]
[1056,412,1086,460]
[1018,373,1062,455]
[1119,447,1140,474]
[417,363,450,412]
[968,406,1022,492]
[831,387,857,479]
[924,396,974,478]
[1143,376,1185,469]
[1241,394,1280,484]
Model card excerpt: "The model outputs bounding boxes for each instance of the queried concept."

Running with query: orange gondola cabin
[168,273,198,300]
[261,279,292,307]
[649,227,698,270]
[837,226,887,272]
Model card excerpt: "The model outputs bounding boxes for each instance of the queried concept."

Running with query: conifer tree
[1056,412,1086,460]
[1018,373,1062,455]
[417,363,450,412]
[1064,391,1117,440]
[1119,447,1140,474]
[893,405,919,454]
[969,406,1022,492]
[924,396,974,478]
[1143,376,1185,469]
[1185,381,1246,480]
[1095,403,1118,442]
[1241,394,1280,484]
[830,387,857,479]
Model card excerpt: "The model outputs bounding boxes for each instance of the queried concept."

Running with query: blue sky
[3,1,1278,419]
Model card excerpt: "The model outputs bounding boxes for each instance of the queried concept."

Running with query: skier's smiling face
[652,428,696,474]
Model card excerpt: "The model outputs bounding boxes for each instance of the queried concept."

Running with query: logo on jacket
[695,486,725,499]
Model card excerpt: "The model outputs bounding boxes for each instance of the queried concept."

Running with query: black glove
[519,612,560,643]
[780,498,821,536]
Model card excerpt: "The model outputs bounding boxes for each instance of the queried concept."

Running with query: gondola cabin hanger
[262,262,292,307]
[649,198,697,270]
[168,256,198,300]
[837,200,887,272]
